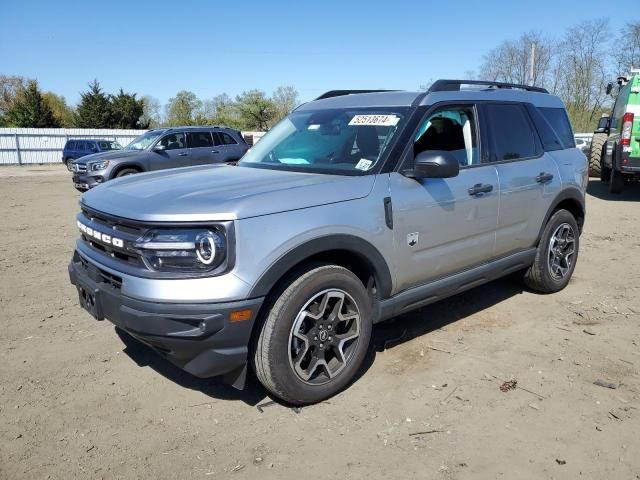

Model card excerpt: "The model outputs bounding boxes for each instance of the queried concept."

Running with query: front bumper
[68,250,264,382]
[72,173,104,191]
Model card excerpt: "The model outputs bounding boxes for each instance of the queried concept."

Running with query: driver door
[151,132,190,170]
[390,104,499,292]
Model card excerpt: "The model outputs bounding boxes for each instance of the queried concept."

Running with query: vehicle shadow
[587,178,640,201]
[115,276,525,408]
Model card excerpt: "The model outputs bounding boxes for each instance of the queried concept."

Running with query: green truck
[589,72,640,193]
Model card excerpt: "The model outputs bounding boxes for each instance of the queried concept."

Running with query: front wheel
[115,168,139,178]
[525,209,579,293]
[253,265,372,405]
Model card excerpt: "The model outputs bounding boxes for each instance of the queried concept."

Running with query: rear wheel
[525,209,579,293]
[609,165,624,194]
[253,265,372,405]
[115,168,139,178]
[588,133,606,177]
[65,157,74,171]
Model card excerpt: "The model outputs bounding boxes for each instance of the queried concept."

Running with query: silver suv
[68,80,588,405]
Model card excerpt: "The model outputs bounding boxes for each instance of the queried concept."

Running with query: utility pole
[530,42,536,85]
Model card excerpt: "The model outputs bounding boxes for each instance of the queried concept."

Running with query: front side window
[127,130,166,151]
[217,132,237,145]
[486,104,538,161]
[158,132,186,150]
[188,131,214,148]
[240,108,408,174]
[98,141,122,150]
[413,105,479,166]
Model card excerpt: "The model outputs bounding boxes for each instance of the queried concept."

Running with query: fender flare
[536,187,585,244]
[248,234,393,299]
[111,162,145,178]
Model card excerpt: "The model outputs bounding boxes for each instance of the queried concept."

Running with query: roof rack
[428,79,548,94]
[315,89,399,100]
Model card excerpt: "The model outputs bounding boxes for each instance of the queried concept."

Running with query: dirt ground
[1,165,639,479]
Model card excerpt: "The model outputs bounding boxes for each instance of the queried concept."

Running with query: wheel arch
[536,188,585,245]
[111,162,144,178]
[248,234,393,301]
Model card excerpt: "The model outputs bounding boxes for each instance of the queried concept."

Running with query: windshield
[98,141,122,151]
[240,108,408,174]
[126,130,166,151]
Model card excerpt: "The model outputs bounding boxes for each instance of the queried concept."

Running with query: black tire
[115,168,139,178]
[609,165,624,194]
[525,209,579,293]
[253,265,372,405]
[600,161,611,182]
[65,157,74,171]
[588,133,606,177]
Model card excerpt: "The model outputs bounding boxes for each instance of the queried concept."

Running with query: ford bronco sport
[69,80,587,405]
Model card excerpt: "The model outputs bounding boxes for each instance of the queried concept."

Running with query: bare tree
[479,32,555,87]
[613,21,640,75]
[0,75,29,115]
[555,19,611,131]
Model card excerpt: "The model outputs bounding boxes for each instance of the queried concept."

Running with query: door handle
[535,172,554,183]
[211,150,220,154]
[178,152,188,157]
[468,183,493,196]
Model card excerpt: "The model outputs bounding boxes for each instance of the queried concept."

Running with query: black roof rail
[428,79,548,94]
[315,89,399,100]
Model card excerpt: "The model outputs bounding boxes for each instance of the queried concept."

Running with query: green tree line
[0,76,299,131]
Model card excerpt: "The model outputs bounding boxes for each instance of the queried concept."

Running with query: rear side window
[539,108,575,149]
[526,104,563,151]
[188,131,214,148]
[76,141,85,151]
[66,141,76,150]
[216,132,238,145]
[485,104,538,161]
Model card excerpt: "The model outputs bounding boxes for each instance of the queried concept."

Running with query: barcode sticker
[349,114,399,127]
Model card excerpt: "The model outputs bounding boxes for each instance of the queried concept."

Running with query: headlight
[90,160,109,171]
[132,228,227,273]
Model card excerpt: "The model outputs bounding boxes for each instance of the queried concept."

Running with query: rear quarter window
[66,141,76,150]
[539,107,575,149]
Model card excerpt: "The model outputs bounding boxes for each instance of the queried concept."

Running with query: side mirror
[606,82,614,95]
[412,150,460,179]
[153,144,166,152]
[596,115,610,133]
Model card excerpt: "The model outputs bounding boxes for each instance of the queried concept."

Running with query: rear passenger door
[481,103,561,257]
[187,131,220,165]
[214,131,244,163]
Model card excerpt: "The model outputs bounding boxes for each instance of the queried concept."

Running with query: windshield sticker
[279,158,310,165]
[307,124,321,130]
[355,159,373,171]
[349,114,399,127]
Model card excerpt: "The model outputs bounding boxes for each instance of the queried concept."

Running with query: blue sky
[0,0,627,106]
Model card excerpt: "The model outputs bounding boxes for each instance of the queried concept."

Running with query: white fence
[0,128,266,165]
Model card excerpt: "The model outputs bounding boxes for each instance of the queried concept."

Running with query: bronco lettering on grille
[77,221,124,248]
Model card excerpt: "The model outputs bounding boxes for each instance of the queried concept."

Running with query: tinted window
[66,141,76,150]
[188,131,214,148]
[76,141,85,151]
[98,141,121,150]
[158,132,186,150]
[526,105,563,152]
[486,104,538,161]
[218,132,238,145]
[413,105,479,166]
[539,108,575,149]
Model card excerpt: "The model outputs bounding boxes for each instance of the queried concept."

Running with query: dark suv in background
[62,139,122,170]
[71,126,248,191]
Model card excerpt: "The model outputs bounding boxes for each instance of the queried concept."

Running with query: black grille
[78,207,144,267]
[78,254,122,290]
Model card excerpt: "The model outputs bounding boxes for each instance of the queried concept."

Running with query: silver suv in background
[71,126,248,191]
[69,80,587,405]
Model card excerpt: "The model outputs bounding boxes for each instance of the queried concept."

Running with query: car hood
[74,150,140,164]
[81,165,377,222]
